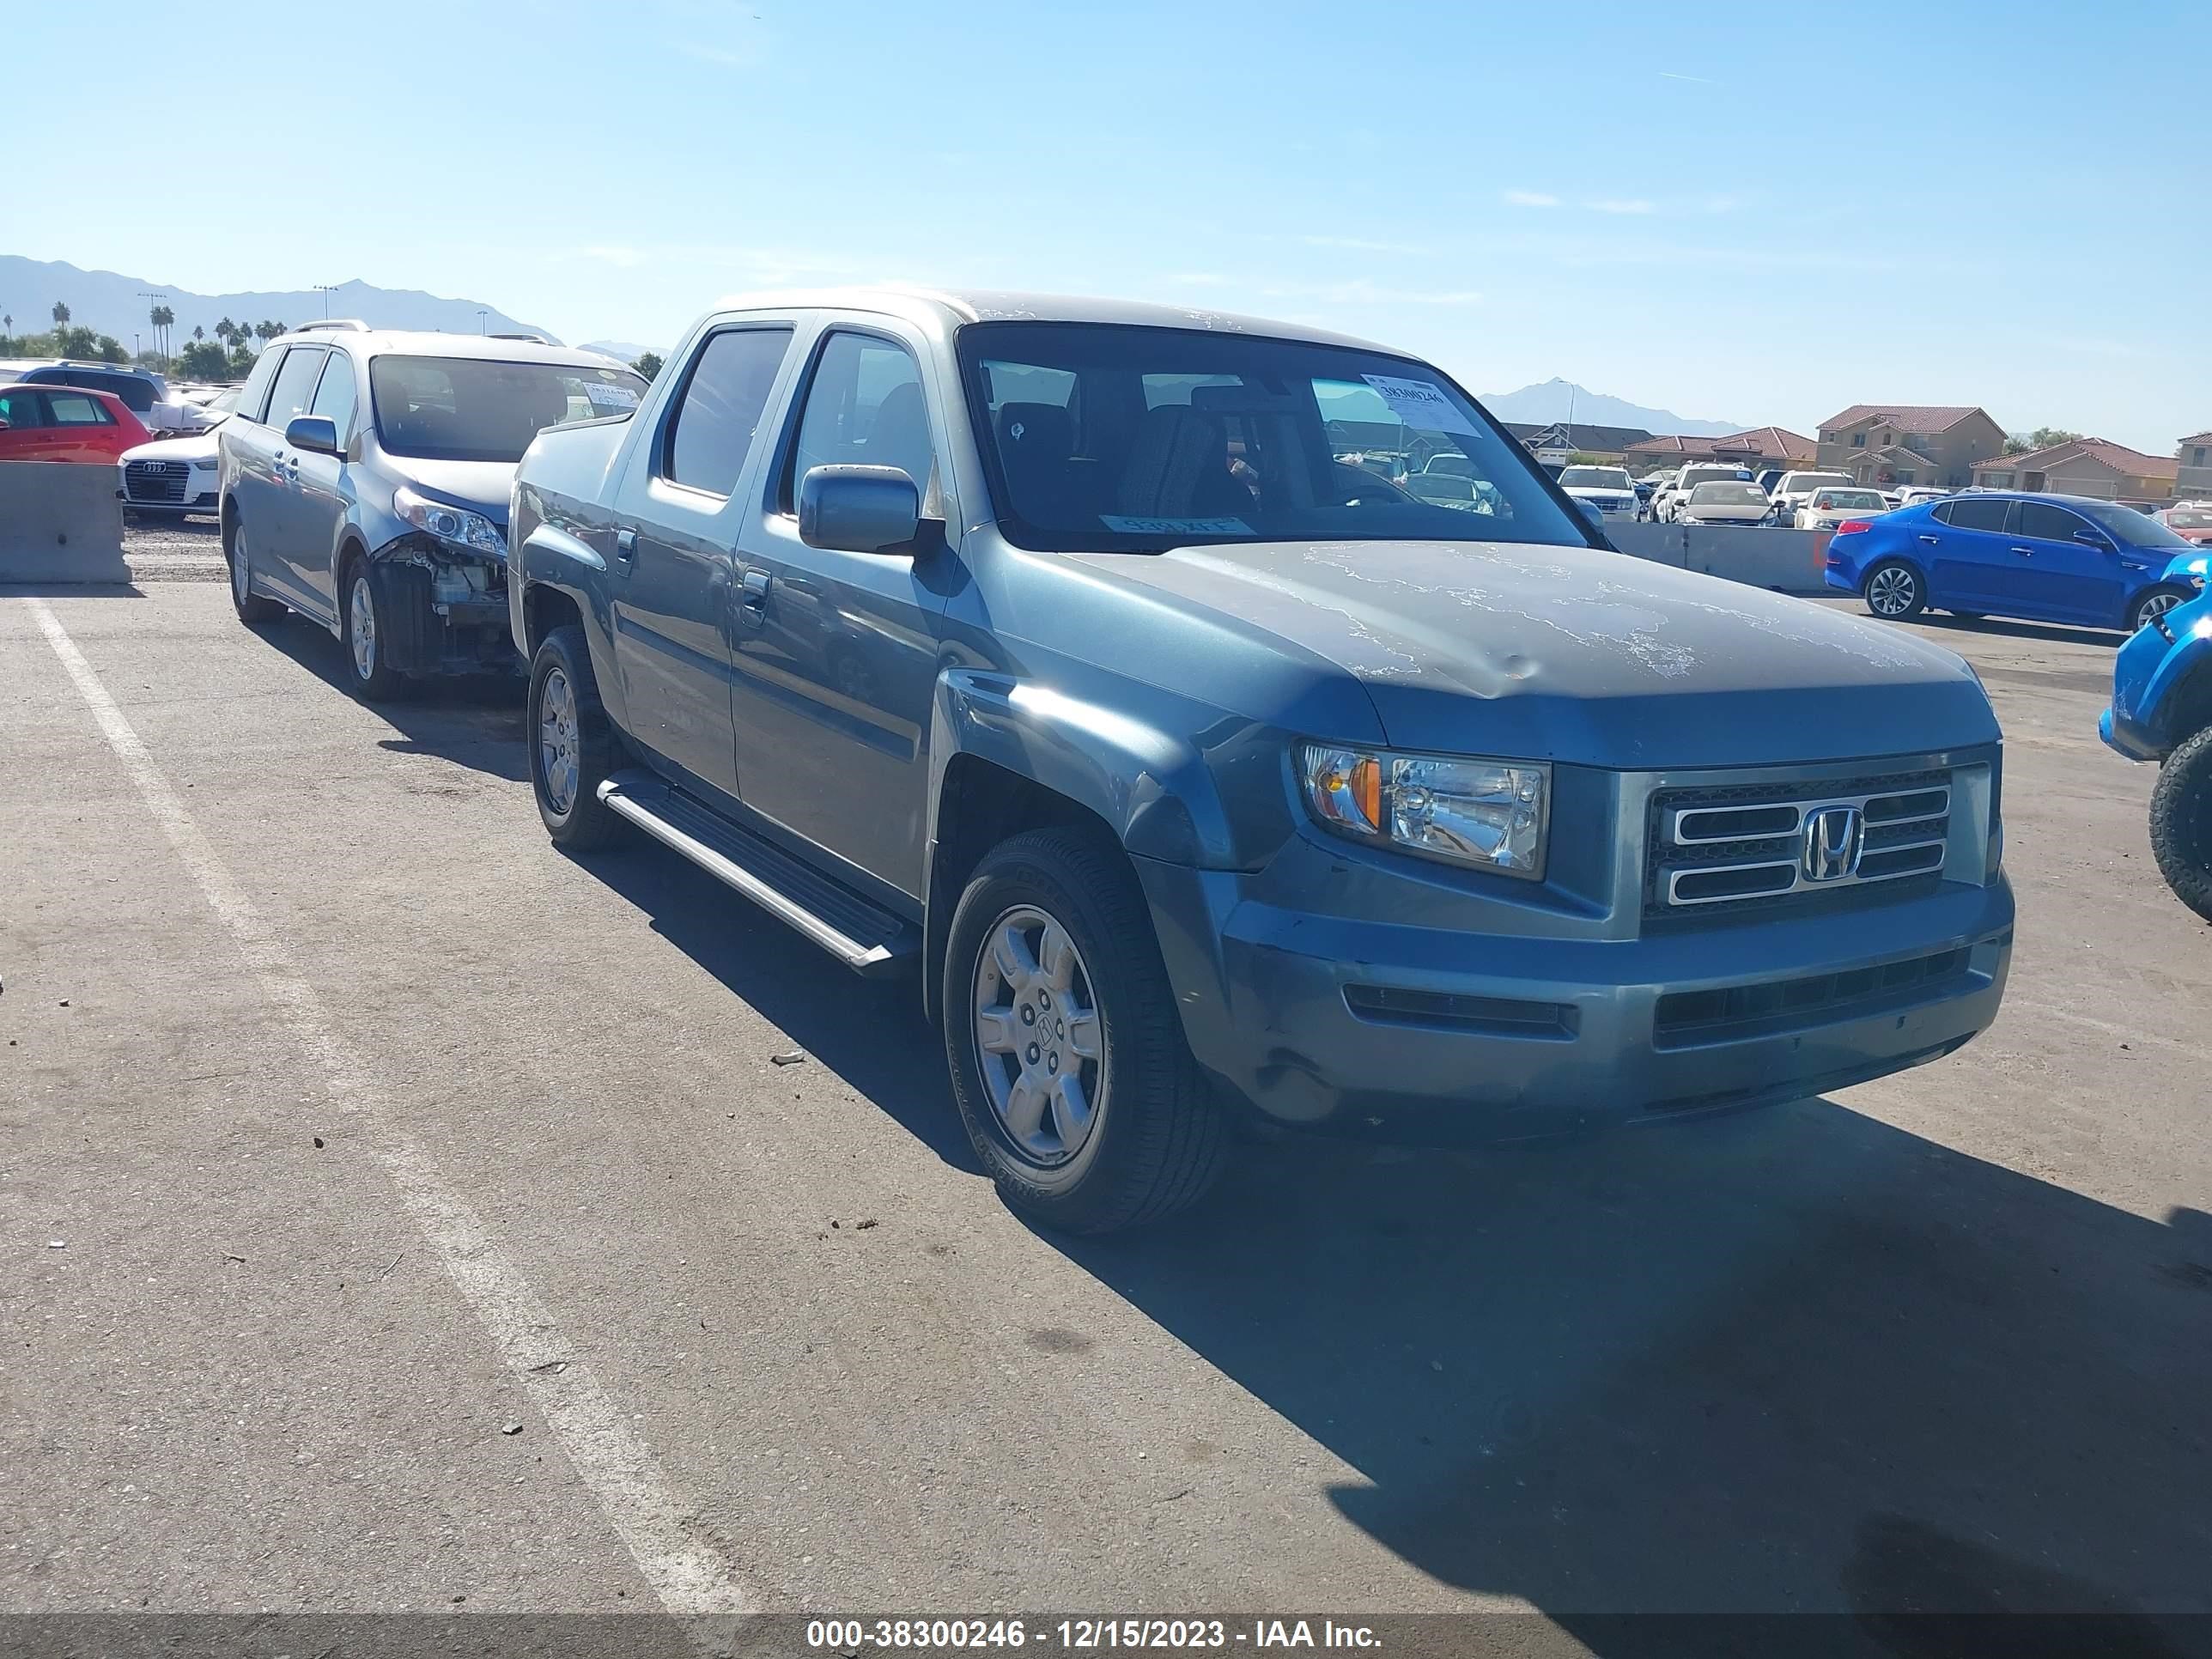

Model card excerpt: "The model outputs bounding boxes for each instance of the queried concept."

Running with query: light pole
[477,308,488,335]
[314,283,337,318]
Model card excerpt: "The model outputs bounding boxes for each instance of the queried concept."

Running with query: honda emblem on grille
[1802,805,1864,882]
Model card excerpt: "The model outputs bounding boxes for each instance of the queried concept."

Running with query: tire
[942,827,1227,1233]
[2148,725,2212,923]
[339,561,409,702]
[528,624,622,850]
[2128,586,2191,635]
[224,514,283,625]
[1863,559,1926,620]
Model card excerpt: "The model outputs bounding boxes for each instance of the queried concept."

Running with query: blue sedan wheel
[1863,560,1926,620]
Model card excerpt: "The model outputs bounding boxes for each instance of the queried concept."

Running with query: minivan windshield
[369,356,647,463]
[957,322,1588,552]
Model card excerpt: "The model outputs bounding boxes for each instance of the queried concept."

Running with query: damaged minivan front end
[362,485,517,676]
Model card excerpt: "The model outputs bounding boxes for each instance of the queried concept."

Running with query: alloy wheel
[971,904,1106,1166]
[1868,567,1917,617]
[2136,591,2184,629]
[538,666,580,817]
[349,576,378,681]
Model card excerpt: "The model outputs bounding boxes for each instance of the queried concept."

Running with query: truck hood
[390,458,517,526]
[1075,538,1998,769]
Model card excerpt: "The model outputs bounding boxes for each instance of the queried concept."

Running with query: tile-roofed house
[1815,404,2006,487]
[1623,426,1814,470]
[1971,437,2178,504]
[2178,431,2212,500]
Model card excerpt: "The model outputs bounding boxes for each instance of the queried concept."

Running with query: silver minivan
[217,321,646,698]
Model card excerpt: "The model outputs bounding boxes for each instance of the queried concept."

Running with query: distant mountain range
[580,340,665,365]
[1480,378,1744,437]
[0,255,550,347]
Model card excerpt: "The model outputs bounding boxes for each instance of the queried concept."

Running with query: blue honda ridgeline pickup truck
[508,289,2014,1232]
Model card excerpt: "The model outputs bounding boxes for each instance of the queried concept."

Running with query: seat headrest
[866,381,934,487]
[996,401,1073,458]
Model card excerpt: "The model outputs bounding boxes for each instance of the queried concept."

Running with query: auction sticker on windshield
[1098,514,1253,536]
[585,383,641,410]
[1360,374,1478,436]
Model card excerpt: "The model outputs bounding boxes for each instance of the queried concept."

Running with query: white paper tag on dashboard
[1359,374,1478,436]
[1098,514,1253,536]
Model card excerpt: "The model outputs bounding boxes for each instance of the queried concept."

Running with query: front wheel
[1863,559,1926,620]
[2128,586,2191,635]
[943,828,1227,1233]
[2148,725,2212,923]
[341,564,408,702]
[528,625,621,850]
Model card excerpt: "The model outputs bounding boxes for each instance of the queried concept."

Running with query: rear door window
[264,347,327,431]
[237,347,287,423]
[660,326,793,496]
[46,392,113,425]
[1943,497,2014,533]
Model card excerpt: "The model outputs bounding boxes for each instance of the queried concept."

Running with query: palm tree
[149,303,174,364]
[191,324,204,343]
[216,316,237,348]
[52,301,70,329]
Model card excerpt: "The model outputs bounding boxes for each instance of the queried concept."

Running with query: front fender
[929,668,1297,872]
[2106,593,2212,760]
[514,514,623,727]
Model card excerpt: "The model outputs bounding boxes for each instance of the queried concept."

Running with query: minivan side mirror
[285,414,340,457]
[799,464,921,555]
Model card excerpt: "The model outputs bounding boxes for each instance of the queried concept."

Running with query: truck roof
[705,284,1397,353]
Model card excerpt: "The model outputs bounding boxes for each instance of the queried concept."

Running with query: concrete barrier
[0,462,130,584]
[1606,521,1835,597]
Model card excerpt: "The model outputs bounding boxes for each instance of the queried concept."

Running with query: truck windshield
[957,322,1588,552]
[369,356,647,463]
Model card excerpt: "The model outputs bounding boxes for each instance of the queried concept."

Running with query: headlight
[190,455,219,471]
[1298,744,1549,878]
[394,484,505,556]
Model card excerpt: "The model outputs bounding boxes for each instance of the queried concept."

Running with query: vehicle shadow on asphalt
[1050,1101,2212,1642]
[562,838,982,1173]
[252,616,530,782]
[1913,613,2124,650]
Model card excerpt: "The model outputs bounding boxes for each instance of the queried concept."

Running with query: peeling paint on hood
[1073,538,2001,769]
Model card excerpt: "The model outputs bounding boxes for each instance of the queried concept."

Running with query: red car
[2155,504,2212,545]
[0,382,151,463]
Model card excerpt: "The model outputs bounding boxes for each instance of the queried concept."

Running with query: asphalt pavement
[4,539,2209,1651]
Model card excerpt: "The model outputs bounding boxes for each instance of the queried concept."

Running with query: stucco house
[1814,405,2007,489]
[1970,437,2177,504]
[1622,426,1815,472]
[2178,432,2212,501]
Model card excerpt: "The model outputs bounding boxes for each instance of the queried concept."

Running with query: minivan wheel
[225,516,283,625]
[341,564,407,702]
[2148,725,2212,923]
[1863,560,1925,619]
[2129,586,2191,634]
[943,828,1227,1234]
[528,625,621,850]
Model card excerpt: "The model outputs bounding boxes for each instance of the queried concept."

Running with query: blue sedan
[1823,491,2201,634]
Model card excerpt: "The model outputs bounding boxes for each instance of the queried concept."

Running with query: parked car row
[199,285,2016,1232]
[0,359,219,435]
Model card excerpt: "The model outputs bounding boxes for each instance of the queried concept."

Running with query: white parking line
[25,598,758,1623]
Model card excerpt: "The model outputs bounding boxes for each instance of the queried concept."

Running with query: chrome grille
[123,459,190,504]
[1645,767,1951,919]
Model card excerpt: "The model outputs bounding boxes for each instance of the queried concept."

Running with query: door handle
[1918,534,1939,544]
[740,568,771,612]
[2008,545,2033,557]
[613,526,636,562]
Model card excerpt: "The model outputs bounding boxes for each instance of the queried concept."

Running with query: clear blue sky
[13,0,2207,448]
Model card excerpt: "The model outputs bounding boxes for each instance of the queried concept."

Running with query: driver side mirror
[2073,528,2116,553]
[285,414,340,457]
[799,464,922,555]
[1576,498,1606,531]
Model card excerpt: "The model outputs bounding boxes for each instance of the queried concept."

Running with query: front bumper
[1139,855,2014,1142]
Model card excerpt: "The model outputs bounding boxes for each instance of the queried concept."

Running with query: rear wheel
[1863,560,1925,620]
[2148,725,2212,923]
[225,515,283,625]
[2128,586,2191,635]
[943,828,1227,1233]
